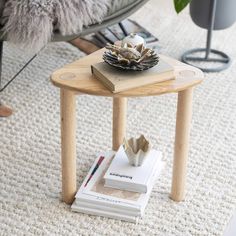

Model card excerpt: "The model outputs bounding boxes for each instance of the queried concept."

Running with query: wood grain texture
[60,89,77,204]
[170,88,193,201]
[112,97,127,151]
[70,38,100,54]
[51,48,203,97]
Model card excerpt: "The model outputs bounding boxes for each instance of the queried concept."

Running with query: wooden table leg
[60,89,77,204]
[170,88,193,201]
[112,97,127,151]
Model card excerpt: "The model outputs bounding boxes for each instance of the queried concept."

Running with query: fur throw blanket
[1,0,132,52]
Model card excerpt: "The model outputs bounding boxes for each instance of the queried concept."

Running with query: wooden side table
[51,49,203,204]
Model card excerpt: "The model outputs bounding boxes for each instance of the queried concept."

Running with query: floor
[1,0,236,235]
[224,212,236,236]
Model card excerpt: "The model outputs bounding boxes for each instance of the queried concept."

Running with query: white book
[72,203,138,223]
[76,151,163,211]
[72,200,141,217]
[72,151,164,222]
[74,151,141,212]
[76,191,141,212]
[104,146,162,193]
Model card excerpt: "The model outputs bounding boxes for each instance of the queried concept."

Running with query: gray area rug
[1,0,236,235]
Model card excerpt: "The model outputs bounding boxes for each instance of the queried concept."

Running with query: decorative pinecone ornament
[103,43,159,71]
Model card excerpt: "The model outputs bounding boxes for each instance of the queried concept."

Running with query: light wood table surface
[51,48,204,204]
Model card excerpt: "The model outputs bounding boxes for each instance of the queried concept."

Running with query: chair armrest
[53,0,150,42]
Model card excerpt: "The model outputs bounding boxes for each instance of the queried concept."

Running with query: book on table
[71,150,164,223]
[104,146,162,193]
[91,59,175,93]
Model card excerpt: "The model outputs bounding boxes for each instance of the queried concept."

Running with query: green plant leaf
[174,0,191,13]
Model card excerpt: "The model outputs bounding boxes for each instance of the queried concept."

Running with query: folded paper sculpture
[123,135,151,167]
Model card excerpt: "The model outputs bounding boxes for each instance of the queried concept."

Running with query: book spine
[104,182,146,193]
[91,65,115,91]
[77,194,141,212]
[72,206,138,223]
[75,201,141,216]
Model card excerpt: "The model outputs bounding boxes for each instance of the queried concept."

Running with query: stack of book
[72,147,164,222]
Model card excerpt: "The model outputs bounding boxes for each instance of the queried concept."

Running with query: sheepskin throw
[1,0,134,52]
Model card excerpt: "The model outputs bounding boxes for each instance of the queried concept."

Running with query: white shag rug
[1,0,236,235]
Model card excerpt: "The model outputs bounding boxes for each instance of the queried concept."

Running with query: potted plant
[174,0,236,29]
[174,0,235,72]
[173,0,191,14]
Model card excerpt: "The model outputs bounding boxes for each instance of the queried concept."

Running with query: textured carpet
[1,0,236,235]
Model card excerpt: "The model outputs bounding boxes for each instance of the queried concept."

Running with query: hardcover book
[91,59,175,93]
[72,151,164,222]
[104,146,162,193]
